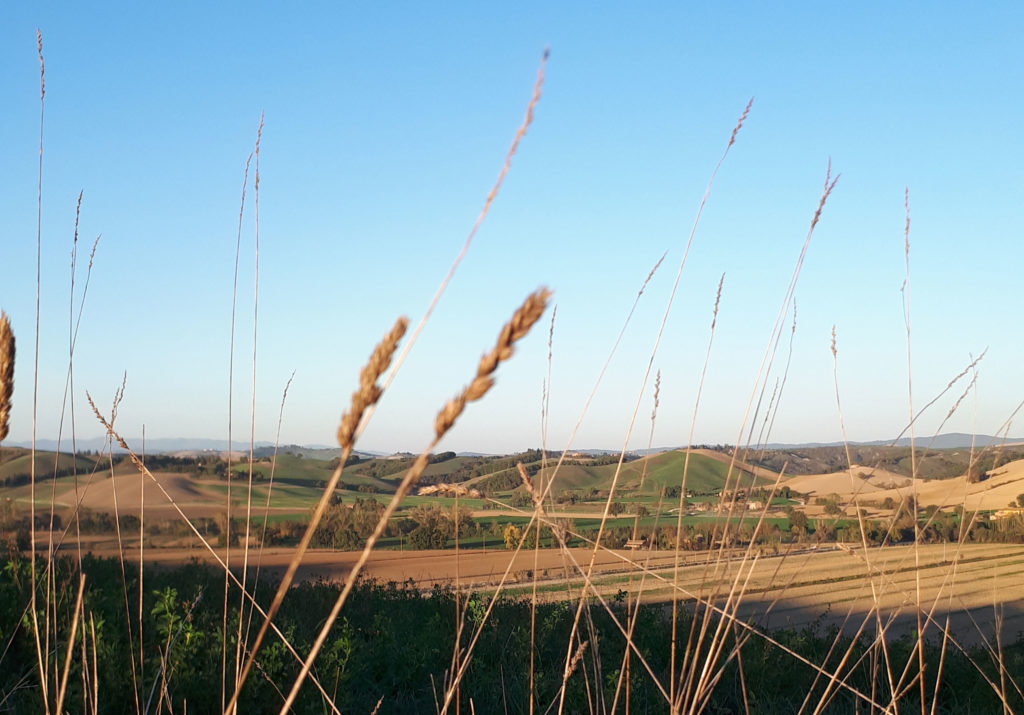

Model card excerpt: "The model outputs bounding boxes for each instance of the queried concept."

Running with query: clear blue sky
[1,3,1022,455]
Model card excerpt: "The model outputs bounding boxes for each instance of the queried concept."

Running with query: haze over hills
[11,433,1023,456]
[761,433,1024,450]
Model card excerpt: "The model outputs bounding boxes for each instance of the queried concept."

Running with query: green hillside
[539,450,769,496]
[353,450,546,488]
[534,463,605,490]
[0,449,98,487]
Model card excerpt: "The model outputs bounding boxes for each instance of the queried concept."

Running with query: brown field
[73,471,212,515]
[13,470,298,518]
[74,542,685,588]
[787,457,1024,513]
[70,538,1024,647]
[689,447,782,480]
[726,543,1024,647]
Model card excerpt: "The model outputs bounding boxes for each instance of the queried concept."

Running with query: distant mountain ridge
[760,433,1024,450]
[10,432,1021,456]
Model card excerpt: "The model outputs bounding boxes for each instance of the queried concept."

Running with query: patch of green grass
[533,451,770,499]
[0,449,98,484]
[616,450,767,493]
[228,453,396,493]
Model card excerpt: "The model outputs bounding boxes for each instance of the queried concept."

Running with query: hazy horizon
[2,4,1022,455]
[10,431,1023,460]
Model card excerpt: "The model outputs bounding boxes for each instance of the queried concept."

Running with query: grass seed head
[338,316,409,449]
[566,640,588,678]
[417,483,481,499]
[0,311,13,443]
[434,287,551,440]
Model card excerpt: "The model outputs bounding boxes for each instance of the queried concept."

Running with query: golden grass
[417,483,483,498]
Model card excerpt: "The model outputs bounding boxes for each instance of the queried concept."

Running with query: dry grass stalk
[234,112,267,708]
[228,318,408,713]
[709,166,840,694]
[551,102,755,715]
[0,311,14,443]
[566,640,588,679]
[338,316,409,448]
[669,273,730,706]
[536,250,671,530]
[651,369,661,423]
[54,574,86,715]
[611,373,667,712]
[542,304,557,456]
[417,483,482,499]
[284,289,551,714]
[728,97,753,148]
[29,32,48,712]
[83,392,340,712]
[534,304,558,715]
[224,120,258,715]
[435,288,551,440]
[554,518,887,708]
[449,489,680,711]
[245,371,297,628]
[897,187,931,709]
[516,462,542,510]
[368,48,549,429]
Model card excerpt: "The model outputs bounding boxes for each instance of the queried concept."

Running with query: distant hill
[9,433,1024,491]
[13,436,280,454]
[248,445,388,461]
[0,447,96,486]
[526,449,770,496]
[740,442,1024,479]
[761,433,1024,450]
[14,432,1020,457]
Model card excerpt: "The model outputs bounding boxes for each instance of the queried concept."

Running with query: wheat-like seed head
[566,640,588,678]
[727,97,753,148]
[338,316,409,449]
[417,483,482,499]
[36,29,44,99]
[809,160,839,234]
[0,311,14,443]
[712,272,724,331]
[638,252,667,299]
[434,288,551,440]
[651,369,661,423]
[516,461,546,514]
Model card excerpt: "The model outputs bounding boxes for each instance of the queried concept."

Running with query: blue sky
[1,3,1022,455]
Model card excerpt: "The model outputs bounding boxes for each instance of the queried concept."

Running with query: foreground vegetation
[1,550,1022,713]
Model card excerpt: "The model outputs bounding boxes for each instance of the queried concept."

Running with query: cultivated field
[786,458,1024,513]
[71,536,1024,649]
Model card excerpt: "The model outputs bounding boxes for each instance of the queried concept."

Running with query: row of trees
[11,496,1024,556]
